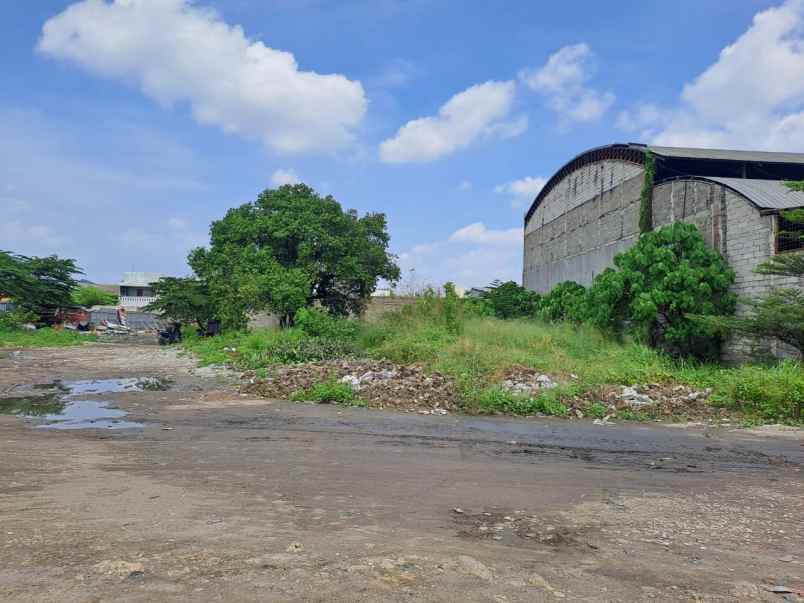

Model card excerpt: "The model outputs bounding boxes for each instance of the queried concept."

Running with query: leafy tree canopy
[189,184,400,328]
[144,277,215,331]
[480,280,541,320]
[0,251,81,321]
[72,285,118,308]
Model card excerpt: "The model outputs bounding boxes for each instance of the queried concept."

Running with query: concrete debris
[500,367,559,396]
[244,359,460,411]
[620,386,655,408]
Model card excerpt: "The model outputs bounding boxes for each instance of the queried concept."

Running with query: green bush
[71,286,118,307]
[538,281,586,323]
[0,309,38,331]
[295,307,359,340]
[290,375,364,406]
[480,280,541,319]
[471,386,569,416]
[592,223,736,358]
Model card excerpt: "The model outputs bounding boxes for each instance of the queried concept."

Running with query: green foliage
[295,306,359,340]
[639,151,655,233]
[290,375,363,406]
[0,309,38,330]
[145,277,216,331]
[587,402,609,418]
[189,183,400,329]
[472,387,569,416]
[584,268,629,334]
[71,286,118,308]
[538,281,586,323]
[784,180,804,192]
[443,282,463,334]
[593,223,736,358]
[699,288,804,355]
[480,280,541,319]
[0,251,81,321]
[0,327,87,348]
[708,361,803,422]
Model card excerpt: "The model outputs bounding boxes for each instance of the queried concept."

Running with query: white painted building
[118,272,165,308]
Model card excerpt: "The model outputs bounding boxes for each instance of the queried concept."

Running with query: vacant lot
[0,344,802,602]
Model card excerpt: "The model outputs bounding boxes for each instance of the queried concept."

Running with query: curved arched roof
[524,143,804,224]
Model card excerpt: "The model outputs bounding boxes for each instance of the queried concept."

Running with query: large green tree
[189,184,400,328]
[144,277,216,331]
[588,223,736,358]
[0,251,81,321]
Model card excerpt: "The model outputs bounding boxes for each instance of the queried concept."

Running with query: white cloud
[379,80,525,163]
[397,222,523,290]
[458,180,473,191]
[494,176,547,208]
[620,0,804,150]
[520,43,614,124]
[449,222,523,246]
[38,0,367,154]
[270,168,300,187]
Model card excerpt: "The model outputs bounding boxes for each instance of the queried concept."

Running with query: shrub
[295,307,359,340]
[291,375,363,405]
[0,309,38,331]
[538,281,586,323]
[443,282,463,334]
[71,286,117,307]
[480,281,541,319]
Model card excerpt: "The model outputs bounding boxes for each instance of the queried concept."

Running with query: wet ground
[0,344,802,602]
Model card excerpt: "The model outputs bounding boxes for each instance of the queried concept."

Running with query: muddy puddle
[0,377,169,430]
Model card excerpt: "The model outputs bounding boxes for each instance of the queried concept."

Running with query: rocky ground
[0,344,802,602]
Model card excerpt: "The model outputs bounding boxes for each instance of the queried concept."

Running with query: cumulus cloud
[379,80,526,163]
[619,0,804,150]
[270,168,300,187]
[494,176,547,208]
[397,222,523,289]
[38,0,367,154]
[520,43,615,124]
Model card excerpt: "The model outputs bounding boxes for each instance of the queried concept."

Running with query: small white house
[119,272,165,309]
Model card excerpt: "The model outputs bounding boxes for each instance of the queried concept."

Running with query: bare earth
[0,344,802,602]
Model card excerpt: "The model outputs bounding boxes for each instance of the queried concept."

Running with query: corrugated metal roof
[648,145,804,164]
[706,177,804,210]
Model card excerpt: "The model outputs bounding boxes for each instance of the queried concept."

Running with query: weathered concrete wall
[523,169,643,292]
[525,160,643,235]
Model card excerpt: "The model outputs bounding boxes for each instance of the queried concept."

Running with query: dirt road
[0,345,802,602]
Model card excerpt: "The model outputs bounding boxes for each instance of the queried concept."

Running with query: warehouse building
[523,143,804,357]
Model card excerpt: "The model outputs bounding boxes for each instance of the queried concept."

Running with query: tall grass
[0,327,88,348]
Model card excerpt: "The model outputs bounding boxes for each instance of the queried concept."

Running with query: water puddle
[0,377,168,430]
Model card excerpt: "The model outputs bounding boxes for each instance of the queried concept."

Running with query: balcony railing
[119,295,157,308]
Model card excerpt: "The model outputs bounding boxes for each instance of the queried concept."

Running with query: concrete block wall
[523,171,643,292]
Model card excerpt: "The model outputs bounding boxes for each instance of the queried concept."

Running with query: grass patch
[0,327,88,348]
[180,297,803,424]
[290,375,365,406]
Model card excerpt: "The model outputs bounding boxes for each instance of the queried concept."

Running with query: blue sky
[3,0,802,288]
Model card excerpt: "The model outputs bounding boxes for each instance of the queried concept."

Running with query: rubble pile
[242,359,461,411]
[499,366,560,395]
[574,383,728,420]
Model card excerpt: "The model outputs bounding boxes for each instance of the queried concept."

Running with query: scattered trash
[286,542,304,553]
[779,555,794,562]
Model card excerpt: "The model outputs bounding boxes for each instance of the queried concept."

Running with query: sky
[3,0,804,289]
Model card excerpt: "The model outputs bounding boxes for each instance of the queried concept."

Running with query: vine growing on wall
[639,151,656,234]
